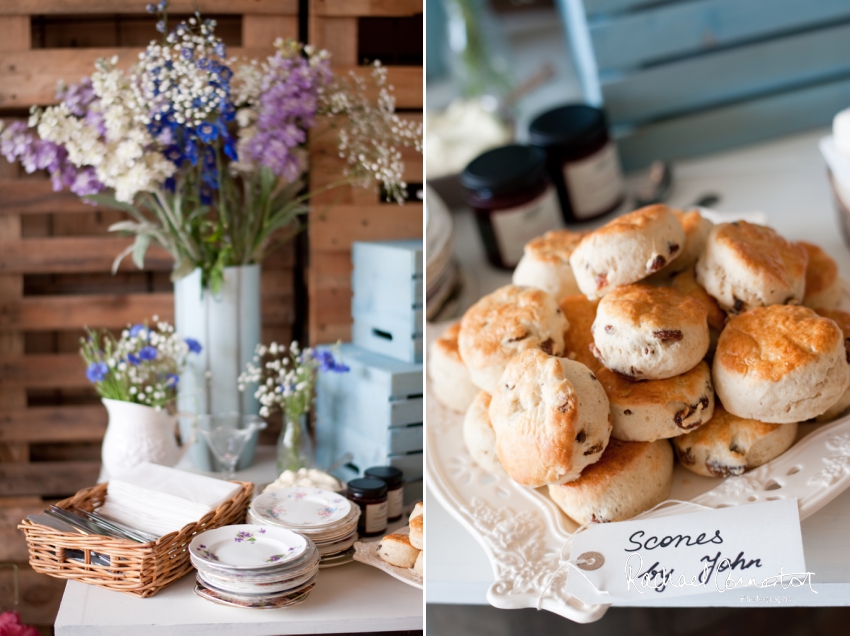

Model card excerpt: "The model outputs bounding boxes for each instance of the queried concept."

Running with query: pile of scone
[430,204,850,525]
[377,502,424,576]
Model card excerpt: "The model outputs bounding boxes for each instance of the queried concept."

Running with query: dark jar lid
[364,466,404,488]
[460,144,547,200]
[528,104,608,150]
[347,478,388,498]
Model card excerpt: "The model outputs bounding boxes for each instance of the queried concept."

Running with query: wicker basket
[18,480,253,597]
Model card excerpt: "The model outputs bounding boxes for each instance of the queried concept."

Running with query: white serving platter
[353,526,424,589]
[426,314,850,623]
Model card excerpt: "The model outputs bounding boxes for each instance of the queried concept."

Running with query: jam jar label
[491,186,563,267]
[563,141,624,219]
[387,487,404,520]
[364,500,388,534]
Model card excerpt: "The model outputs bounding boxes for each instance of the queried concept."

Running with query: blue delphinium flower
[166,373,179,387]
[146,3,156,13]
[185,338,202,354]
[158,0,167,9]
[197,122,218,143]
[127,353,141,366]
[139,346,158,361]
[156,20,166,33]
[129,324,148,338]
[314,350,350,373]
[86,361,109,383]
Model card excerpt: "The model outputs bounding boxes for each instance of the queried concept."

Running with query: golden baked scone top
[798,241,838,297]
[814,307,850,337]
[674,403,781,447]
[598,283,708,330]
[715,305,843,381]
[434,321,462,362]
[673,209,703,237]
[557,438,650,490]
[559,294,600,371]
[596,361,711,407]
[524,229,586,265]
[714,221,807,286]
[580,204,673,238]
[459,285,566,363]
[670,269,727,331]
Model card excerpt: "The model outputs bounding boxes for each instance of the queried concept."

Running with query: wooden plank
[0,237,173,273]
[313,17,358,66]
[0,293,173,331]
[0,504,44,561]
[0,16,30,52]
[0,562,66,627]
[242,15,299,48]
[0,179,102,215]
[309,203,423,251]
[0,47,274,108]
[313,0,423,17]
[0,461,100,497]
[345,66,423,109]
[582,0,661,16]
[591,0,850,72]
[617,75,850,171]
[0,354,87,389]
[0,406,107,443]
[602,21,850,125]
[0,0,298,14]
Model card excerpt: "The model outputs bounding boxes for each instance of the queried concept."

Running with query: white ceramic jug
[99,398,191,481]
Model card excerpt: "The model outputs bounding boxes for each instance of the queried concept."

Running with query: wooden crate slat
[581,0,658,16]
[0,406,107,443]
[0,16,31,52]
[313,0,423,17]
[0,353,87,388]
[602,21,850,126]
[617,74,850,171]
[345,66,422,109]
[0,0,298,14]
[0,47,274,108]
[310,203,422,252]
[242,15,299,47]
[0,179,93,215]
[0,292,173,331]
[0,236,173,273]
[590,0,850,72]
[0,460,100,497]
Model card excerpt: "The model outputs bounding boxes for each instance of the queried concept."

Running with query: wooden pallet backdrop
[307,0,424,345]
[0,2,300,632]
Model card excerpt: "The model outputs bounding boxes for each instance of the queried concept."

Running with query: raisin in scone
[672,404,798,478]
[799,242,841,310]
[651,209,714,280]
[462,391,503,474]
[591,284,709,380]
[569,204,685,299]
[459,285,568,394]
[713,305,849,423]
[429,322,479,412]
[695,221,808,313]
[548,439,673,524]
[489,349,611,487]
[512,229,585,301]
[559,294,601,372]
[814,307,850,421]
[598,362,714,442]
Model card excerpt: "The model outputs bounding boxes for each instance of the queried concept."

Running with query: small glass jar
[365,466,404,522]
[529,104,625,223]
[461,144,564,270]
[347,478,388,537]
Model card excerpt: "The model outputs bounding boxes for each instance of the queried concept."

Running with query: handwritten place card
[564,499,812,604]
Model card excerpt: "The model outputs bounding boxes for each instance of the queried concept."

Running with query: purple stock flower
[86,361,109,383]
[139,346,158,361]
[57,78,97,117]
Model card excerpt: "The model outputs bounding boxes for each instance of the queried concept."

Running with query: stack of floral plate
[249,487,360,568]
[189,524,320,609]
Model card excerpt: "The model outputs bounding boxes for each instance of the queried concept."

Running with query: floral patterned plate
[191,547,320,581]
[250,487,352,528]
[189,524,308,569]
[194,580,316,610]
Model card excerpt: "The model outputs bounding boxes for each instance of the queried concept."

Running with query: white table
[426,128,850,607]
[55,447,423,634]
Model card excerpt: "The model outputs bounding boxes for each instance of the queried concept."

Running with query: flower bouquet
[79,317,202,477]
[238,341,349,472]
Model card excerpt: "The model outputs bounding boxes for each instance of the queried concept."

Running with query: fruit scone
[462,390,503,474]
[812,307,850,421]
[429,321,479,412]
[559,294,602,372]
[649,208,714,281]
[513,229,586,301]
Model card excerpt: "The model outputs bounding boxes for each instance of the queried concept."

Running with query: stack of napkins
[97,463,241,537]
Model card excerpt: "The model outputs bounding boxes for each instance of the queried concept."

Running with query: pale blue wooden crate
[352,240,423,317]
[558,0,850,170]
[318,343,422,398]
[318,426,423,482]
[352,309,423,364]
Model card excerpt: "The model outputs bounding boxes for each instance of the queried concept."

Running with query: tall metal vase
[174,264,261,471]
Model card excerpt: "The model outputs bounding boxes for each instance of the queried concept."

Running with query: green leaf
[84,194,144,216]
[132,234,151,270]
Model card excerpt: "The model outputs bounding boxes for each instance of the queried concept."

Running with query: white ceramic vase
[99,398,182,482]
[174,264,262,471]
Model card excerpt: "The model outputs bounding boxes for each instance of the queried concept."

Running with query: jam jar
[365,466,404,522]
[461,144,564,269]
[529,104,625,223]
[347,478,388,537]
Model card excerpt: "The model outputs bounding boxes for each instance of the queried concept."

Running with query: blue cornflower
[139,346,158,361]
[127,353,141,366]
[164,144,185,166]
[158,0,167,9]
[86,361,109,383]
[185,338,202,354]
[146,3,156,13]
[203,146,217,169]
[181,48,194,61]
[223,136,237,160]
[215,43,227,58]
[314,350,350,373]
[185,140,199,166]
[166,373,179,387]
[156,20,165,33]
[197,57,211,71]
[129,324,148,338]
[197,121,218,143]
